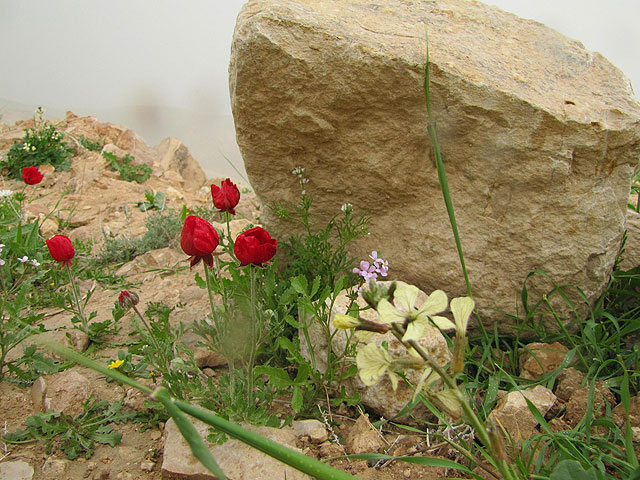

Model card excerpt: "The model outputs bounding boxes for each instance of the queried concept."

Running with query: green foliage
[102,151,152,183]
[138,190,166,212]
[77,135,104,152]
[3,398,156,460]
[272,194,368,293]
[97,208,182,264]
[2,118,74,179]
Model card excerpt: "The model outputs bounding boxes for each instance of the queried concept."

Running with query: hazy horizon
[1,0,638,182]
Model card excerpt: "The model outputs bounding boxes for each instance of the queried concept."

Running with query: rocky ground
[0,113,638,480]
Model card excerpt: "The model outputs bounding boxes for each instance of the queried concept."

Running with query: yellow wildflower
[108,359,124,369]
[333,314,360,330]
[356,343,399,390]
[377,283,449,342]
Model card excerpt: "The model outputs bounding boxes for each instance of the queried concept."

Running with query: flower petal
[450,297,475,335]
[402,319,426,342]
[429,315,456,330]
[417,289,448,316]
[356,343,390,386]
[377,298,406,324]
[394,283,419,313]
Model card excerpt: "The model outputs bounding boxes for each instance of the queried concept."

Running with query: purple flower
[353,252,389,284]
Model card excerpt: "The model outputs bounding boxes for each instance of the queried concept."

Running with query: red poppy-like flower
[211,178,240,215]
[46,234,75,267]
[181,215,220,268]
[234,226,277,266]
[118,290,139,308]
[22,166,44,185]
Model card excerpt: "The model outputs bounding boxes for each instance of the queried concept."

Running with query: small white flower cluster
[0,190,13,198]
[17,255,40,267]
[23,142,36,152]
[0,246,40,268]
[341,203,353,214]
[291,166,309,196]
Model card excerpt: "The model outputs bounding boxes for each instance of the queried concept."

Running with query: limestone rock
[31,369,95,416]
[300,282,451,420]
[620,211,640,270]
[488,385,556,445]
[153,137,207,189]
[519,342,569,380]
[555,367,586,402]
[612,393,640,430]
[162,417,312,480]
[230,0,640,333]
[0,460,34,480]
[345,414,386,455]
[564,380,616,427]
[292,419,329,444]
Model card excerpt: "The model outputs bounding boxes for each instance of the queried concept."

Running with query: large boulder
[230,0,640,332]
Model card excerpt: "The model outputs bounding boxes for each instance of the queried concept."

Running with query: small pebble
[140,461,155,472]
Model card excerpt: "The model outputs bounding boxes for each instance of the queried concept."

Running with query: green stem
[66,263,88,334]
[225,213,236,261]
[542,295,587,367]
[423,31,490,344]
[247,265,257,405]
[174,399,359,480]
[390,323,516,480]
[203,262,218,329]
[131,304,171,373]
[154,387,226,479]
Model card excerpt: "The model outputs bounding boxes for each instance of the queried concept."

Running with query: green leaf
[549,460,599,480]
[291,386,303,413]
[253,366,293,389]
[92,430,122,447]
[290,276,308,296]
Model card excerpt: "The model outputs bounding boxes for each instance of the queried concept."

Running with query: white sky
[0,0,638,179]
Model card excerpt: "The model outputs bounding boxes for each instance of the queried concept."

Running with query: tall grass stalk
[423,31,489,345]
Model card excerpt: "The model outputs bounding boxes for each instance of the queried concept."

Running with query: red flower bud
[180,215,219,268]
[46,234,75,267]
[234,226,277,266]
[211,178,240,215]
[22,166,44,185]
[118,290,139,308]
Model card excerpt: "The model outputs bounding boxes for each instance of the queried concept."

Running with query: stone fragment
[612,393,640,429]
[153,137,206,189]
[564,381,616,427]
[488,385,556,445]
[40,456,68,479]
[31,369,94,416]
[292,419,329,444]
[231,0,640,333]
[0,460,34,480]
[519,342,569,380]
[554,367,586,402]
[40,217,59,237]
[162,417,312,479]
[318,441,343,458]
[620,211,640,270]
[345,414,386,455]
